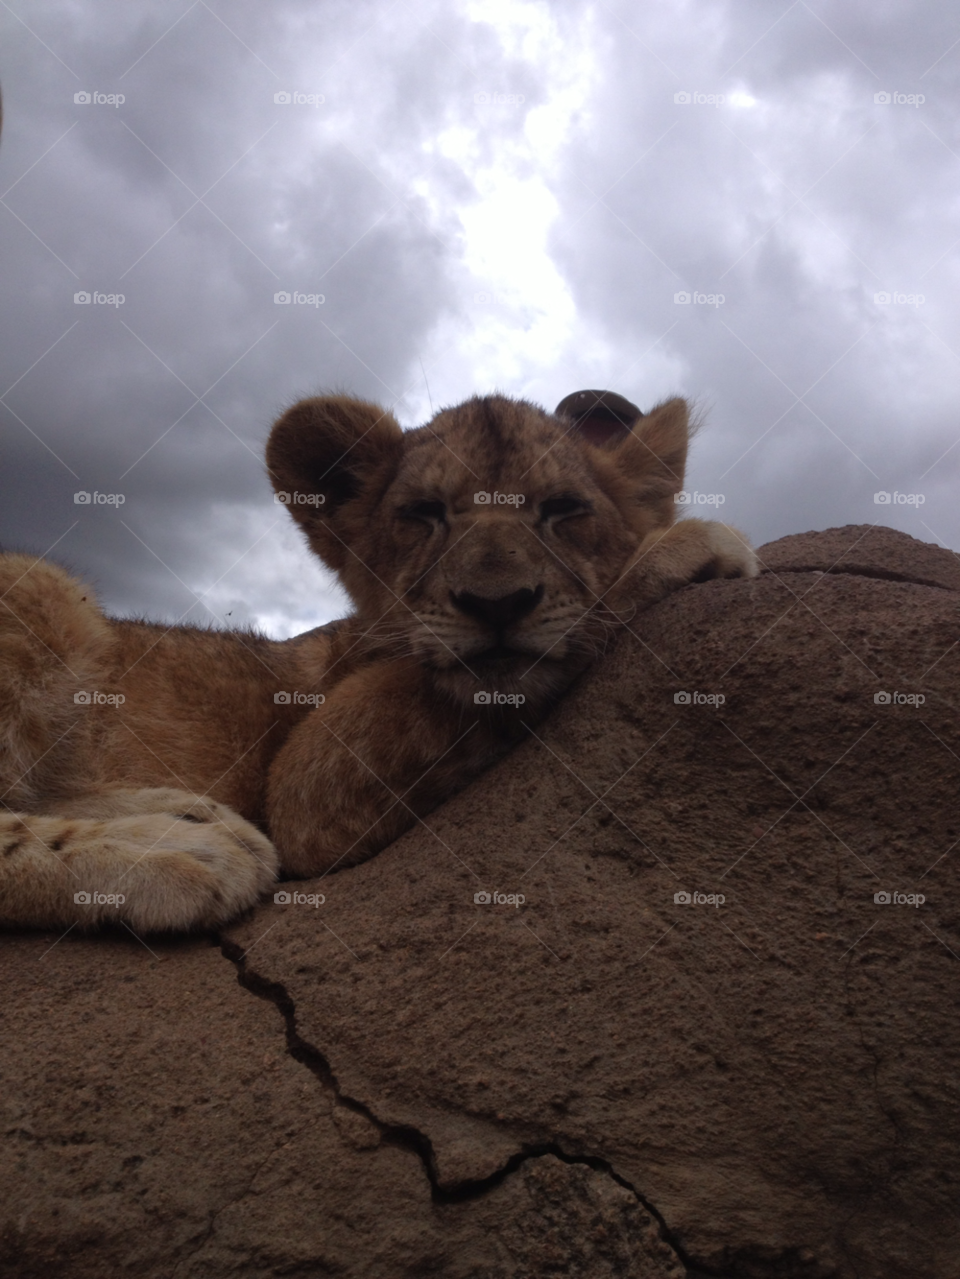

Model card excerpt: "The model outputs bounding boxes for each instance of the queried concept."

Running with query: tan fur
[0,391,757,931]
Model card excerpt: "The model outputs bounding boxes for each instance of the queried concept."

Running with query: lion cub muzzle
[450,583,544,633]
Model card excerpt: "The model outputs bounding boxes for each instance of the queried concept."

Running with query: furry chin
[430,653,580,712]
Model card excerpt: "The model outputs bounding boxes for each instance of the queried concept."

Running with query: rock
[0,934,680,1278]
[757,522,960,592]
[3,525,958,1277]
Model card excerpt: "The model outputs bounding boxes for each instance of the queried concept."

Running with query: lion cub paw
[108,808,279,932]
[79,808,278,932]
[700,522,758,580]
[8,790,279,932]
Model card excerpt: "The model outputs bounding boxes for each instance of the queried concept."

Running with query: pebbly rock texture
[2,524,959,1278]
[757,521,960,591]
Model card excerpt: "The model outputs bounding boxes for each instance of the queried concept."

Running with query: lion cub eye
[401,499,447,525]
[540,495,588,522]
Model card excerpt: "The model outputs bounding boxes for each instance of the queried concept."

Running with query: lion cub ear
[266,395,404,571]
[619,396,689,505]
[557,390,689,519]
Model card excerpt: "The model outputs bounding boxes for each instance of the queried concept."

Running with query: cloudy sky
[1,0,957,636]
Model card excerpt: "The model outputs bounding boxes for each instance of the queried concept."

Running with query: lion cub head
[266,390,689,711]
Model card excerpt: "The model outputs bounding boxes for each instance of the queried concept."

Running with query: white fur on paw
[706,524,758,578]
[69,807,279,932]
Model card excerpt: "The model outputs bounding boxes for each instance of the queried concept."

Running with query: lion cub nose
[451,585,544,630]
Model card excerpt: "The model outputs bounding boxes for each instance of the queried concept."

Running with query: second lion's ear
[266,395,404,571]
[555,389,644,447]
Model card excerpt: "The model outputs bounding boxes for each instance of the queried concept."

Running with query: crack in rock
[759,564,957,591]
[220,937,714,1276]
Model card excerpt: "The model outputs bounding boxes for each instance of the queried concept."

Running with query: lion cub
[0,389,756,932]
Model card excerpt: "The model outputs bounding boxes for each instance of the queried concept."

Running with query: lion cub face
[267,390,690,710]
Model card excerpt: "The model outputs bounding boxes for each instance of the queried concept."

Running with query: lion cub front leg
[605,518,757,618]
[267,659,502,877]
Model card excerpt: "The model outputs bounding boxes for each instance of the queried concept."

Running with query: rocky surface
[757,521,960,592]
[2,524,959,1278]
